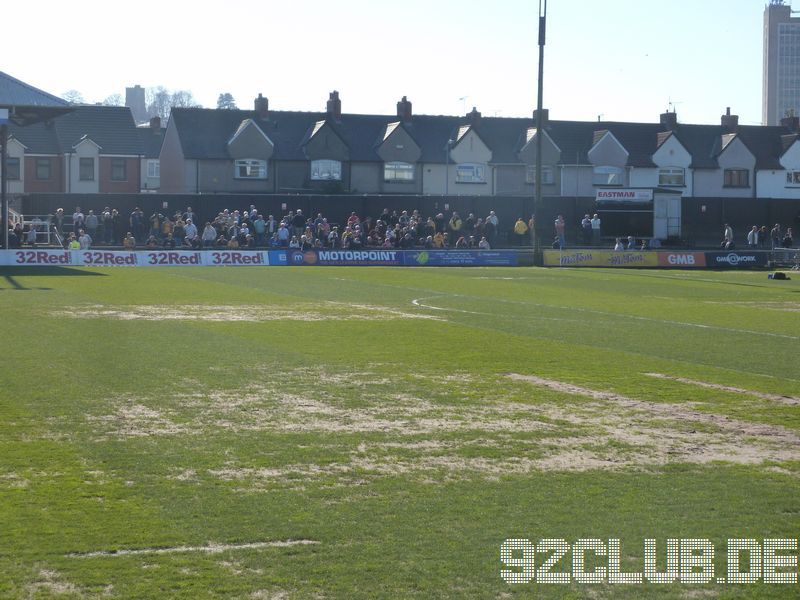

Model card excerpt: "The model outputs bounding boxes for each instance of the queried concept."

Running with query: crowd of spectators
[9,205,522,251]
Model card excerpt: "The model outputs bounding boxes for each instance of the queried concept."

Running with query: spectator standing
[485,211,499,247]
[513,217,529,246]
[554,215,566,250]
[747,225,759,247]
[771,224,782,249]
[723,223,734,244]
[783,227,794,248]
[591,213,601,245]
[72,207,85,234]
[102,208,113,244]
[85,210,98,241]
[78,229,92,249]
[581,214,592,245]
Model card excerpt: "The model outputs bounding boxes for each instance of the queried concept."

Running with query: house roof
[8,105,143,156]
[138,124,166,159]
[166,106,800,171]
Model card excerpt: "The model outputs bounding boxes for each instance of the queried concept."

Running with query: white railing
[771,247,800,270]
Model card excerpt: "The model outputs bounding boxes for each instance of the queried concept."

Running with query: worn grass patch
[1,265,798,598]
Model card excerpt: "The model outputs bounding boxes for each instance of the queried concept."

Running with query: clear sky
[3,0,770,125]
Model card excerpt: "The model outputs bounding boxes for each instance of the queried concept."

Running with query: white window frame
[235,159,267,179]
[658,167,685,187]
[147,159,160,178]
[593,165,623,186]
[384,161,414,182]
[525,165,554,184]
[455,163,486,183]
[310,159,342,181]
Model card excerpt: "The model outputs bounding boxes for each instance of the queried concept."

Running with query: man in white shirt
[591,214,601,246]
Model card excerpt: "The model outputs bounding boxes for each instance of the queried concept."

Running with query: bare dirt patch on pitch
[51,302,443,323]
[643,372,800,405]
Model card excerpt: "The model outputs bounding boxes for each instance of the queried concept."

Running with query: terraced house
[6,104,144,194]
[158,92,800,204]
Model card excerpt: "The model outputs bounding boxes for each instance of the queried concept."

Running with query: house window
[455,163,486,183]
[5,157,20,180]
[310,159,342,181]
[147,159,160,178]
[79,157,95,181]
[593,165,623,185]
[723,168,749,188]
[658,167,685,186]
[36,158,51,180]
[234,159,267,179]
[786,170,800,186]
[111,158,127,181]
[384,161,414,182]
[525,165,554,184]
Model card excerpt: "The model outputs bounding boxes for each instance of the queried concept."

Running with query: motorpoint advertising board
[282,249,518,266]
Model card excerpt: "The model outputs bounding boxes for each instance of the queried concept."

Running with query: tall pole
[1,122,7,250]
[533,0,547,264]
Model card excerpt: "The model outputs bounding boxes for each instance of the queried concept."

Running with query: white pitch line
[67,539,319,558]
[644,373,800,405]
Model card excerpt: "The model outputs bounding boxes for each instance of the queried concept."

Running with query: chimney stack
[660,110,677,130]
[397,96,412,123]
[721,107,739,132]
[149,116,161,131]
[532,108,549,128]
[781,111,800,132]
[327,90,342,122]
[467,106,481,126]
[254,93,269,119]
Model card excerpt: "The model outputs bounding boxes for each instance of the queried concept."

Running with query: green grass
[0,265,799,598]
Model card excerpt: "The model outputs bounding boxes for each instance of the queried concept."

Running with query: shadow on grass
[0,267,106,291]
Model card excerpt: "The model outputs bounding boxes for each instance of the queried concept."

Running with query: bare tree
[217,93,237,110]
[146,87,200,120]
[103,94,124,106]
[61,90,85,104]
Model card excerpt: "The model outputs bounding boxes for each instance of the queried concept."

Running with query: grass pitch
[1,265,799,598]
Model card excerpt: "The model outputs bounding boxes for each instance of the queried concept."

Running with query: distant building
[763,1,800,125]
[126,84,148,124]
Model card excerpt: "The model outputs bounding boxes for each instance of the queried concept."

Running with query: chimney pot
[149,116,161,130]
[532,108,549,127]
[721,107,739,132]
[254,93,269,119]
[397,96,412,123]
[660,110,677,130]
[327,90,342,122]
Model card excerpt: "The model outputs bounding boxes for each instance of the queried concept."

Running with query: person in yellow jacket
[513,217,529,246]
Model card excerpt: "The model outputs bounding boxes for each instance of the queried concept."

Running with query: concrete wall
[159,119,187,193]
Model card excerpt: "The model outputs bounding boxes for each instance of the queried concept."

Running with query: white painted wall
[69,139,100,194]
[6,138,25,194]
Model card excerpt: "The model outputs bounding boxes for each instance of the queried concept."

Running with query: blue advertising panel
[403,250,519,266]
[704,251,768,268]
[286,249,403,266]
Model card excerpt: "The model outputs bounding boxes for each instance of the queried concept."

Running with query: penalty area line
[66,539,320,558]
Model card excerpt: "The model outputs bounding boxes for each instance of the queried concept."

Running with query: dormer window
[593,166,623,186]
[658,167,685,187]
[455,163,486,183]
[235,159,267,179]
[311,159,342,181]
[384,161,414,182]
